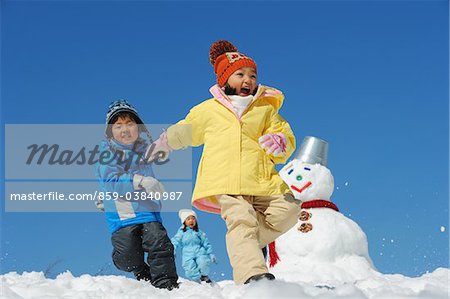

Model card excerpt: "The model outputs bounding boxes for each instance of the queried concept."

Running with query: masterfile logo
[4,124,193,212]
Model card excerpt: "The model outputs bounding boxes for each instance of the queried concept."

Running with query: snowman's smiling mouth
[291,181,312,194]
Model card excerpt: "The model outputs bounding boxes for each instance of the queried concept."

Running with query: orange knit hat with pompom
[209,40,257,87]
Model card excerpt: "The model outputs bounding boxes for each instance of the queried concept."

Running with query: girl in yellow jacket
[150,40,301,284]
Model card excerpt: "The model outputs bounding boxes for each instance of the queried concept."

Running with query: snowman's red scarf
[268,200,339,268]
[268,241,279,267]
[301,199,339,212]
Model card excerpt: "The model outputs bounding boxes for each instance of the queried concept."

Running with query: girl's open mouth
[240,87,251,95]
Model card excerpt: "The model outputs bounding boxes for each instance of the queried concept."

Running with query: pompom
[209,40,238,66]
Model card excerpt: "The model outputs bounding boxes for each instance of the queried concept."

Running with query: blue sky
[1,0,448,281]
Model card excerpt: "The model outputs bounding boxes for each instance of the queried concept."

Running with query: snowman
[270,136,376,285]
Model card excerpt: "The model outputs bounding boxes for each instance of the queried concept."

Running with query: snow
[276,161,375,283]
[279,162,334,202]
[271,208,376,283]
[1,268,449,299]
[2,160,449,298]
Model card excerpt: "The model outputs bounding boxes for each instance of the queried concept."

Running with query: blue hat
[105,99,145,138]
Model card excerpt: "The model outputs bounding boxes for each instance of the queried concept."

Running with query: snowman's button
[298,222,313,233]
[299,210,312,221]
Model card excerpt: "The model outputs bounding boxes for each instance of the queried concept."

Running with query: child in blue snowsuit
[171,209,216,283]
[95,100,178,290]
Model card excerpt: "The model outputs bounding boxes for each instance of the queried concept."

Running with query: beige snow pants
[217,193,301,284]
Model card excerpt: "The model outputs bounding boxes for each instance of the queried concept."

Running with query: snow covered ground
[2,162,448,298]
[1,268,449,299]
[3,170,449,299]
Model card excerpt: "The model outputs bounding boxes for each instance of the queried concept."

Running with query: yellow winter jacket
[167,84,296,214]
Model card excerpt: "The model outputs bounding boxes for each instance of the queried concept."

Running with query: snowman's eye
[296,175,303,181]
[304,167,311,171]
[288,169,294,175]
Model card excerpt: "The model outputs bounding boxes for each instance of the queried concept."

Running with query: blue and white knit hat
[106,99,143,124]
[105,99,145,138]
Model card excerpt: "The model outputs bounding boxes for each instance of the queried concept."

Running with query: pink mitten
[258,133,287,156]
[145,132,172,162]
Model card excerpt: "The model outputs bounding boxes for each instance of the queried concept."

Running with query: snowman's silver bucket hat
[294,136,329,167]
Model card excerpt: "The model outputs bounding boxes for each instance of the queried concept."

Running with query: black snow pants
[111,221,178,288]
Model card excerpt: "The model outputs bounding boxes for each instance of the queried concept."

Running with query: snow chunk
[1,269,449,299]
